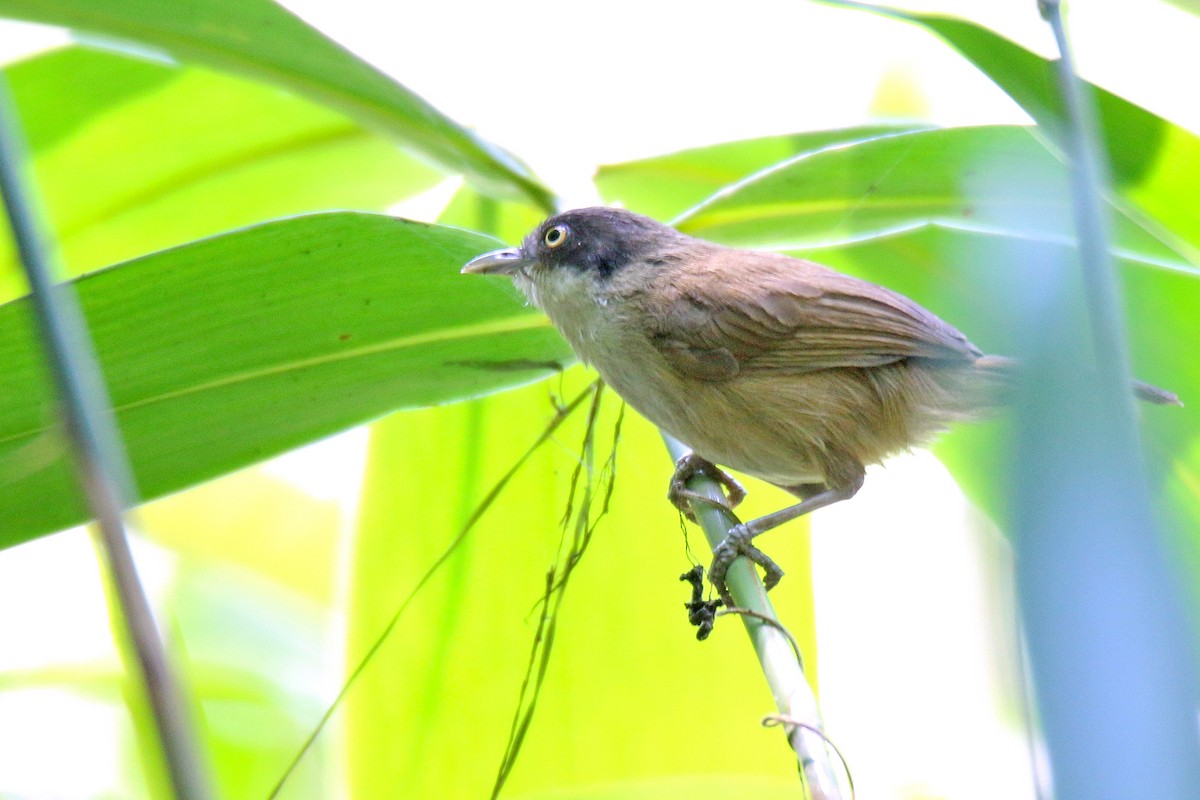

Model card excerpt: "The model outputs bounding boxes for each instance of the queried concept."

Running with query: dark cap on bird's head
[461,207,685,281]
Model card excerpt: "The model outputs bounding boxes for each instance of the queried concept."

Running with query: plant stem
[1038,0,1139,422]
[0,78,212,800]
[1009,3,1200,797]
[662,434,846,800]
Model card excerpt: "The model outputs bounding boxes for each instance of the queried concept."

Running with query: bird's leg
[708,474,863,607]
[668,451,746,522]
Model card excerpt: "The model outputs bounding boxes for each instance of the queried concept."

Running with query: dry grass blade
[491,382,623,798]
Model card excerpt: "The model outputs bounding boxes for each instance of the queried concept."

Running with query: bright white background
[1,1,1197,797]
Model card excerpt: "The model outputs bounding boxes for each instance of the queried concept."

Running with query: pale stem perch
[0,79,212,800]
[663,434,846,800]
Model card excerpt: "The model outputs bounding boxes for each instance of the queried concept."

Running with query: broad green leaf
[672,126,1190,269]
[6,45,174,150]
[340,377,819,800]
[0,212,571,546]
[596,124,922,221]
[830,6,1200,257]
[1162,0,1200,15]
[0,46,445,301]
[0,0,554,209]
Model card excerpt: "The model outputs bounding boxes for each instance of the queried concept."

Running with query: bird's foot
[709,523,784,608]
[668,452,746,522]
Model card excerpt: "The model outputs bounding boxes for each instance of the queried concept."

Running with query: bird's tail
[974,354,1182,406]
[1132,380,1183,406]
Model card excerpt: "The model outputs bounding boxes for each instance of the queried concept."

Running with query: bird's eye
[543,225,569,248]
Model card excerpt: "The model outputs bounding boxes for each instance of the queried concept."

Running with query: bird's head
[461,207,685,308]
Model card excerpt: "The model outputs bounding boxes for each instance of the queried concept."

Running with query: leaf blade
[595,124,923,221]
[830,7,1200,259]
[0,212,571,545]
[0,46,448,299]
[672,125,1191,271]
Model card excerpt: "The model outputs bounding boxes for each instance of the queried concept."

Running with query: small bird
[462,207,1179,605]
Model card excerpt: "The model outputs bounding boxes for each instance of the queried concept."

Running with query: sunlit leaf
[0,212,571,546]
[1161,0,1200,15]
[0,46,445,300]
[830,6,1200,258]
[672,125,1189,270]
[339,377,818,800]
[596,124,920,221]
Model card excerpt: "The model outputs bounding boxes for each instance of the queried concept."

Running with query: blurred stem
[662,434,846,800]
[1039,0,1138,422]
[0,79,212,800]
[1007,3,1200,797]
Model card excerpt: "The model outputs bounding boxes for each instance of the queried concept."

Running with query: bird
[461,206,1179,606]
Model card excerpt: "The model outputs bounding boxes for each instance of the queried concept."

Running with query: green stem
[662,434,846,800]
[0,78,212,800]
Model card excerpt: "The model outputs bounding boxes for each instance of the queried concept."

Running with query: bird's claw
[668,452,746,522]
[669,453,779,611]
[708,523,785,607]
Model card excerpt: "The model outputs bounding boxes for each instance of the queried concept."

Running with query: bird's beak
[461,247,530,276]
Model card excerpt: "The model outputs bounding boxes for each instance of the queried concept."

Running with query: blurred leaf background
[0,1,1197,799]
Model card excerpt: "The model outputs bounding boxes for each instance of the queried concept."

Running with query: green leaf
[1161,0,1200,15]
[6,45,174,151]
[672,125,1189,270]
[1,46,447,301]
[341,377,819,799]
[827,6,1200,258]
[0,212,571,546]
[0,0,554,209]
[596,124,921,221]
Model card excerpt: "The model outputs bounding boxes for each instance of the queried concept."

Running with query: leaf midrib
[0,311,554,446]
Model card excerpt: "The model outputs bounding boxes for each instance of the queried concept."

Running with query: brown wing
[643,247,981,381]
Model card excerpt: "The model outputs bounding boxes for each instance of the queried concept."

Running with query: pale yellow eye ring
[543,225,568,248]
